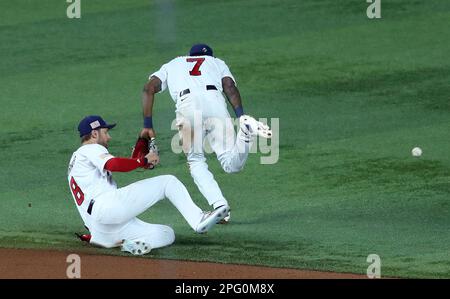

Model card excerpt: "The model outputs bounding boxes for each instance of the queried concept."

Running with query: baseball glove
[131,137,159,169]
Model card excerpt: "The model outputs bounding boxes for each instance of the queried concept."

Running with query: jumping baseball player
[67,115,229,255]
[139,44,272,223]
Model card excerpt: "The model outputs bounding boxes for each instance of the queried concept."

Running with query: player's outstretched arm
[140,76,162,139]
[222,76,244,118]
[104,157,149,172]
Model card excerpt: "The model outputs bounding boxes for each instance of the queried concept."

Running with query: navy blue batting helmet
[189,44,213,57]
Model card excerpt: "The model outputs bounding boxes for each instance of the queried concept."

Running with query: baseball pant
[88,175,204,249]
[175,89,253,208]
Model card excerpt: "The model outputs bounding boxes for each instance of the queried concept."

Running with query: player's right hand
[139,128,156,139]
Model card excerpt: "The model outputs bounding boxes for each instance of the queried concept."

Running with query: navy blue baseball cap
[78,115,116,137]
[189,43,213,57]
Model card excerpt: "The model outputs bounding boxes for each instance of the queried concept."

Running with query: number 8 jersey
[150,55,236,103]
[67,144,116,224]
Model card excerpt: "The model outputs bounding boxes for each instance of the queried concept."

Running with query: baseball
[412,147,422,157]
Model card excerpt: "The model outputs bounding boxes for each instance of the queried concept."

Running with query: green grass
[0,0,449,278]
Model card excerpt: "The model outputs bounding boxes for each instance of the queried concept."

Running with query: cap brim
[103,123,116,130]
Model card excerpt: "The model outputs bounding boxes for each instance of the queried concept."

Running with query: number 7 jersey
[150,55,236,102]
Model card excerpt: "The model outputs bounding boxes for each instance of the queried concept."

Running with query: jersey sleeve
[149,63,169,93]
[216,58,236,85]
[85,144,115,174]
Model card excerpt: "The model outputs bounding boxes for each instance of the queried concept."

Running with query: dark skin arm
[140,76,162,139]
[222,76,243,112]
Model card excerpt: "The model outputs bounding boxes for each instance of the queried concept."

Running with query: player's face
[96,128,111,148]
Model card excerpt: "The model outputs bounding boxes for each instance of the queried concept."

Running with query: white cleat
[196,205,230,233]
[121,239,152,255]
[240,115,272,138]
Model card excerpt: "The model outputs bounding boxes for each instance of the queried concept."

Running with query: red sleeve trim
[104,157,145,172]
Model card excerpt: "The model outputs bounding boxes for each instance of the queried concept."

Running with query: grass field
[0,0,449,278]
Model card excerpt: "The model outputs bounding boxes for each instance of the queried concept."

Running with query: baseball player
[139,44,272,223]
[67,115,229,255]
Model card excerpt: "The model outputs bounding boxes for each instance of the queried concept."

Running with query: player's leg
[198,90,252,173]
[159,175,229,232]
[93,175,201,229]
[118,204,230,255]
[187,152,229,209]
[89,223,126,249]
[177,112,229,210]
[94,175,227,233]
[207,114,272,174]
[119,218,175,253]
[206,115,252,174]
[88,219,173,252]
[190,90,271,173]
[89,219,174,254]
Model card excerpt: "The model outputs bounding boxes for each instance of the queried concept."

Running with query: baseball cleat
[217,211,231,224]
[196,205,230,233]
[240,115,272,138]
[121,239,152,255]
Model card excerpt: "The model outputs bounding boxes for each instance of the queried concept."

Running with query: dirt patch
[0,248,365,279]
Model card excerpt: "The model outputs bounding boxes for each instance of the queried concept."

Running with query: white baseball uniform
[150,56,253,209]
[67,143,206,249]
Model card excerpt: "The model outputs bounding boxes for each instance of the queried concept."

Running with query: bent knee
[165,175,185,189]
[161,174,177,182]
[159,175,180,188]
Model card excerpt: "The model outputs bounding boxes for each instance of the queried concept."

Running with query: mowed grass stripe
[0,0,449,278]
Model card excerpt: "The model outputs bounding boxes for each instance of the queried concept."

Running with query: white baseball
[412,147,422,157]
